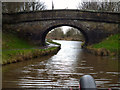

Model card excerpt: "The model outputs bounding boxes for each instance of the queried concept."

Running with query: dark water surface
[2,40,119,89]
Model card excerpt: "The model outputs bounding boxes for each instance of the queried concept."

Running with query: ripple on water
[75,67,94,69]
[106,72,119,75]
[2,40,119,88]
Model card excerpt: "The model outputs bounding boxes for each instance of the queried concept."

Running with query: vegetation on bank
[2,47,60,65]
[2,32,60,65]
[2,32,36,50]
[46,39,61,46]
[46,27,85,41]
[87,34,119,56]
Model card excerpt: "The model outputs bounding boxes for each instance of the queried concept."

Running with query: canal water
[2,40,119,89]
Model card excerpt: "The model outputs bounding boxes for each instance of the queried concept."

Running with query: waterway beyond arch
[39,21,89,46]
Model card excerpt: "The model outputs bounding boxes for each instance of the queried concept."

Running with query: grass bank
[46,39,61,46]
[2,32,61,65]
[86,34,119,56]
[2,32,36,50]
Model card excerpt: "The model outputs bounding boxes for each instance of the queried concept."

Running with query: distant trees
[2,0,46,13]
[66,28,79,37]
[2,2,23,13]
[47,27,84,41]
[47,28,64,39]
[22,1,46,11]
[65,28,84,41]
[77,0,120,12]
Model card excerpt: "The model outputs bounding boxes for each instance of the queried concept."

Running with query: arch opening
[41,24,89,46]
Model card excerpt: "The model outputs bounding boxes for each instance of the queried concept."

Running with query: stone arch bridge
[3,9,120,46]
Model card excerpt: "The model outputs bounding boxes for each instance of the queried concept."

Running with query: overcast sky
[41,0,81,9]
[40,0,119,10]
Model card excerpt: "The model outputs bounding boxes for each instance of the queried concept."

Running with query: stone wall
[3,10,120,24]
[2,10,120,46]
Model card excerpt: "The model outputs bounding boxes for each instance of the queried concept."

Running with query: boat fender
[79,75,97,90]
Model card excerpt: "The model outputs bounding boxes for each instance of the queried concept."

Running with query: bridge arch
[3,10,119,46]
[40,21,89,46]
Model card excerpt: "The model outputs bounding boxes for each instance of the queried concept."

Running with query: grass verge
[87,34,119,56]
[2,32,37,50]
[2,32,61,65]
[2,47,60,65]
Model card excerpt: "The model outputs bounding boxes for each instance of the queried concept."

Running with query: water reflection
[2,40,119,88]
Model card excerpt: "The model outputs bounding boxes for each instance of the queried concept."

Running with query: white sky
[40,0,119,10]
[41,0,82,9]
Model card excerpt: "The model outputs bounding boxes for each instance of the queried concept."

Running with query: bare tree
[2,0,46,13]
[2,2,24,13]
[47,27,64,39]
[28,1,46,11]
[77,0,120,12]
